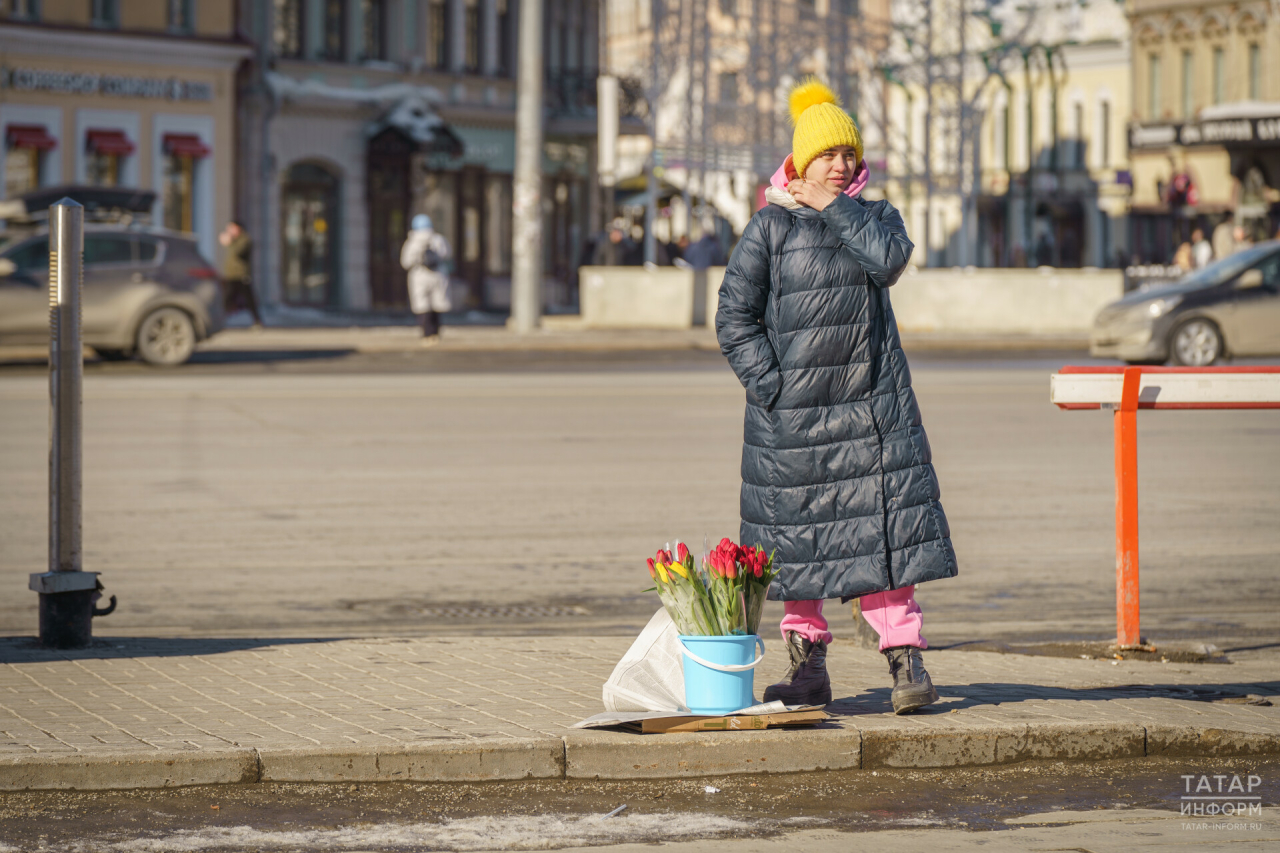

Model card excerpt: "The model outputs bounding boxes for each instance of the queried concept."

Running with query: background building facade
[237,0,601,315]
[0,1,247,263]
[1128,0,1279,262]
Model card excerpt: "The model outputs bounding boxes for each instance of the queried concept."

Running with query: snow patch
[65,813,752,853]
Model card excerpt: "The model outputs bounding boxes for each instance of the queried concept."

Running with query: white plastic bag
[602,609,688,713]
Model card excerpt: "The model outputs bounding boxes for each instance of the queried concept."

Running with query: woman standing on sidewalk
[716,79,957,714]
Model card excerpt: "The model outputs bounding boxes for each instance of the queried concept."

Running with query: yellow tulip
[657,564,671,583]
[667,561,689,579]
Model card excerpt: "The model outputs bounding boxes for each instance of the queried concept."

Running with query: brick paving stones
[1,637,1276,789]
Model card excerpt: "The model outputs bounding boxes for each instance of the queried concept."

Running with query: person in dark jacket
[219,220,263,328]
[716,79,957,714]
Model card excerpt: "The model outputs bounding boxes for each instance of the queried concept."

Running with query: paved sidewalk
[2,636,1276,791]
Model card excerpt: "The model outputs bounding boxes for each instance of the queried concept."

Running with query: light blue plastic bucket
[678,635,766,715]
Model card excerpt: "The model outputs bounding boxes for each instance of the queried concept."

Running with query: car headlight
[1142,296,1182,318]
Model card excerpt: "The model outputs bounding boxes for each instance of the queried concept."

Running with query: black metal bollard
[28,198,112,648]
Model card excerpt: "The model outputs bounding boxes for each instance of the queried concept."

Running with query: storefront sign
[0,66,212,101]
[1130,116,1280,150]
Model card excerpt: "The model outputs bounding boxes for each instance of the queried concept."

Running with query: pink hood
[769,153,869,198]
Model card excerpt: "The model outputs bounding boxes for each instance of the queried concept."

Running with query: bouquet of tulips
[647,538,778,636]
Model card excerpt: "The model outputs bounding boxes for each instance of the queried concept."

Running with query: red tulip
[646,558,656,579]
[677,543,690,562]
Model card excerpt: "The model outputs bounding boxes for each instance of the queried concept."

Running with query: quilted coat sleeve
[716,212,782,410]
[819,194,914,288]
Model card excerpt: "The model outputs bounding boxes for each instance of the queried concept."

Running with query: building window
[1180,50,1193,118]
[998,104,1009,169]
[85,130,134,187]
[464,0,480,72]
[168,0,193,32]
[1212,47,1224,105]
[427,0,448,70]
[484,174,513,275]
[719,0,735,14]
[1248,43,1260,101]
[1147,53,1161,120]
[840,0,859,14]
[281,162,340,307]
[4,124,56,198]
[274,0,303,57]
[359,0,385,60]
[496,0,511,75]
[91,0,118,27]
[718,71,738,104]
[321,0,346,61]
[1099,100,1110,168]
[10,0,39,20]
[798,0,815,13]
[161,134,209,234]
[1072,102,1084,168]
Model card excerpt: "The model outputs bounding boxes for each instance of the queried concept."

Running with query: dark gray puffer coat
[715,191,957,601]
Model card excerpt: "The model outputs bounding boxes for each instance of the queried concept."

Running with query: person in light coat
[401,214,452,343]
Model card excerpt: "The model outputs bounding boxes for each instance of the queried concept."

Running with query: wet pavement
[1,757,1275,851]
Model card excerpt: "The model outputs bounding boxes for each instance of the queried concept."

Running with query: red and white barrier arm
[1050,365,1280,649]
[1051,365,1280,410]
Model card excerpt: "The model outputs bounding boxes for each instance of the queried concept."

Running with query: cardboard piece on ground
[573,701,828,733]
[638,709,828,733]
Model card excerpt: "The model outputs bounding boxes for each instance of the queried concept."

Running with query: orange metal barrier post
[1052,365,1280,649]
[1114,367,1142,648]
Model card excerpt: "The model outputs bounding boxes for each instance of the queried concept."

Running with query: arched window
[281,162,340,306]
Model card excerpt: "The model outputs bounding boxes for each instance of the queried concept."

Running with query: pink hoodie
[769,153,869,198]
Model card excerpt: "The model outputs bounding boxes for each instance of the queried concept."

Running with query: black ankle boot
[884,646,938,714]
[762,631,832,706]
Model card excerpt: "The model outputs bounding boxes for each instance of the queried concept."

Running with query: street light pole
[511,0,544,333]
[29,199,114,648]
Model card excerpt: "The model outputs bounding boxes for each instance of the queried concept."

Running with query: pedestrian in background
[683,231,727,270]
[1191,228,1212,268]
[218,220,263,328]
[400,214,451,345]
[1173,241,1194,272]
[590,223,635,266]
[1211,219,1235,259]
[717,78,956,715]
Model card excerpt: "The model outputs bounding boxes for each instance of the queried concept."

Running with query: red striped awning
[6,124,57,150]
[162,133,210,159]
[86,129,135,156]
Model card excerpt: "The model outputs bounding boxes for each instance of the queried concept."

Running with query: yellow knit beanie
[789,78,863,179]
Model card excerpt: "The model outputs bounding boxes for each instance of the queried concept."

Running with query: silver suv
[0,223,224,366]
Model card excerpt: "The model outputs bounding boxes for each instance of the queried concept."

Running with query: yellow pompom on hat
[788,78,863,178]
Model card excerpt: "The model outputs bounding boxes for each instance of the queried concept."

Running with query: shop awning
[162,133,210,158]
[86,129,135,156]
[6,124,57,150]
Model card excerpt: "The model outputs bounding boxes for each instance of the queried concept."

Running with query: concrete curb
[0,749,258,791]
[1,724,1276,791]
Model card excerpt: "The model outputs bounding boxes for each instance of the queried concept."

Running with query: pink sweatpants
[779,587,926,651]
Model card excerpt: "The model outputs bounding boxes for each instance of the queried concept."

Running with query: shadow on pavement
[0,636,346,663]
[825,681,1280,716]
[186,349,356,364]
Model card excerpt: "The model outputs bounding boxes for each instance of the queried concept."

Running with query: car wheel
[135,307,196,366]
[1170,318,1224,366]
[93,348,133,362]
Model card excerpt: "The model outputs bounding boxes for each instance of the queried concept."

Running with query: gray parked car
[0,190,223,366]
[1091,241,1280,365]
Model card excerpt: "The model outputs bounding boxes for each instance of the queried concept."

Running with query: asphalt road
[3,757,1275,852]
[1,349,1278,647]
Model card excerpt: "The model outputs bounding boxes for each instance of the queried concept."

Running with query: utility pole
[923,0,934,268]
[644,0,662,265]
[957,0,968,267]
[511,0,544,333]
